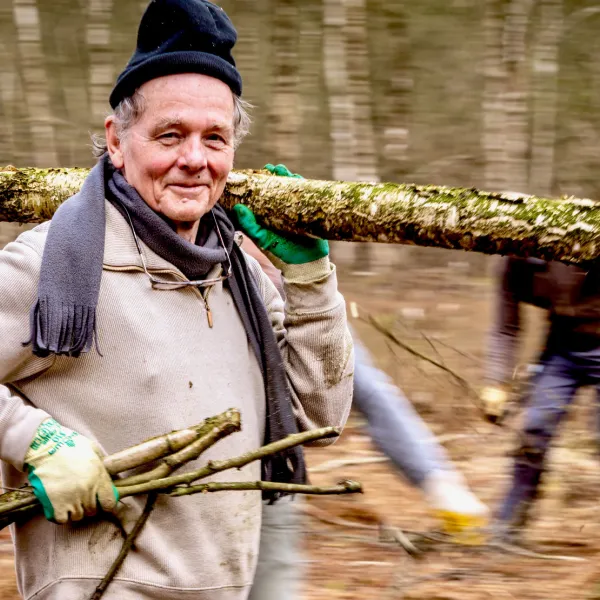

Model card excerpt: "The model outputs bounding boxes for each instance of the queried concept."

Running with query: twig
[379,522,421,557]
[89,492,157,600]
[0,490,38,516]
[0,410,243,517]
[0,426,341,522]
[420,330,446,366]
[104,409,240,475]
[310,456,389,473]
[116,426,340,498]
[487,541,587,562]
[117,410,241,486]
[169,480,362,497]
[424,333,483,365]
[299,502,374,530]
[365,314,473,391]
[299,502,418,556]
[307,528,411,551]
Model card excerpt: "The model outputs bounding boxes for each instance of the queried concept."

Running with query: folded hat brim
[109,50,242,108]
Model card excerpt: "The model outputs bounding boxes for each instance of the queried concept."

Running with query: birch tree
[12,0,58,167]
[268,0,301,167]
[323,0,379,272]
[529,0,562,196]
[86,0,114,125]
[482,0,533,193]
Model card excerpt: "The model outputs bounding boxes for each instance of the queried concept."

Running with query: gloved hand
[233,164,329,273]
[423,470,489,545]
[480,385,510,424]
[25,418,119,523]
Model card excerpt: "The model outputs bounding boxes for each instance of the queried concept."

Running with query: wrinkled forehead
[139,73,235,122]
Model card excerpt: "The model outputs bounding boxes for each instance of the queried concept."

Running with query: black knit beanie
[110,0,242,108]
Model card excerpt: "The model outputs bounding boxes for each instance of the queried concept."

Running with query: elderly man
[0,1,353,598]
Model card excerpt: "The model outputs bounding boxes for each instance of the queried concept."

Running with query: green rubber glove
[234,163,329,266]
[234,204,329,266]
[25,418,119,523]
[263,163,304,179]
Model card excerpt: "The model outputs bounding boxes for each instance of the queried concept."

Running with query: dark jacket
[486,257,600,384]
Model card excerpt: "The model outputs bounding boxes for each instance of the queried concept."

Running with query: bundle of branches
[2,166,600,263]
[0,409,361,599]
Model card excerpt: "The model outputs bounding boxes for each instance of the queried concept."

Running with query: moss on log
[2,166,600,263]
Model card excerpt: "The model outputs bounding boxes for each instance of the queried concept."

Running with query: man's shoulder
[12,222,51,257]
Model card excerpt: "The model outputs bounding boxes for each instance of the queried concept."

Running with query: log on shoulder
[2,166,600,264]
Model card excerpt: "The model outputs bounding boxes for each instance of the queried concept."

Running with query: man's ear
[105,116,124,169]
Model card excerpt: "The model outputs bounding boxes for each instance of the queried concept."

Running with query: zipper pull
[205,300,214,328]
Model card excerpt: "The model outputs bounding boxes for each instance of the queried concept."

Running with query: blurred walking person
[482,256,600,541]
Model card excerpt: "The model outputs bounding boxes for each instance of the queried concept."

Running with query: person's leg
[248,497,304,600]
[595,388,600,457]
[497,352,579,533]
[577,348,600,457]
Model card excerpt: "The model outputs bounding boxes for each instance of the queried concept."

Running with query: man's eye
[208,134,227,143]
[158,132,180,141]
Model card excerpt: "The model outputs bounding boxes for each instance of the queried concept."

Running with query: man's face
[106,73,235,226]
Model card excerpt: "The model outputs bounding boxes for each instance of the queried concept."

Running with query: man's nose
[177,138,207,171]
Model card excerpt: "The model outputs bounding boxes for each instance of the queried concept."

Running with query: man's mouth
[168,183,209,194]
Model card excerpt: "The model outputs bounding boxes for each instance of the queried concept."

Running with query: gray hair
[91,89,252,157]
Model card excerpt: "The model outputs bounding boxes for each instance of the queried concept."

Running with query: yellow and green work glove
[25,418,119,523]
[233,164,329,272]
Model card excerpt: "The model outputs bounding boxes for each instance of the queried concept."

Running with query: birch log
[2,165,600,264]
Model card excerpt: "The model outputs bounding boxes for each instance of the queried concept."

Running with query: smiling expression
[105,73,235,238]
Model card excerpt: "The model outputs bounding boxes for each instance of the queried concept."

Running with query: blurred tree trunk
[323,0,355,267]
[502,0,533,193]
[298,0,332,180]
[347,0,378,273]
[323,0,378,273]
[47,0,90,166]
[12,0,58,166]
[0,11,16,166]
[368,0,410,183]
[323,0,356,183]
[225,0,268,166]
[529,0,562,196]
[368,0,410,268]
[482,0,533,192]
[268,0,301,166]
[87,0,114,125]
[481,0,534,275]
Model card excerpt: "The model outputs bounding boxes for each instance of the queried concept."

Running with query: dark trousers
[499,342,600,524]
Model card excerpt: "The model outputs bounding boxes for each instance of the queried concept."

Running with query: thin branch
[89,492,158,600]
[116,426,340,498]
[0,425,341,528]
[104,409,240,476]
[168,480,362,498]
[366,314,472,389]
[310,455,389,473]
[116,410,241,486]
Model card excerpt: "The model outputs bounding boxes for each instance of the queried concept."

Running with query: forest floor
[1,255,599,599]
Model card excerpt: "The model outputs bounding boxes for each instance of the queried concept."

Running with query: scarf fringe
[26,298,97,358]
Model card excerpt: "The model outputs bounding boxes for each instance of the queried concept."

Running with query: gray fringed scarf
[28,155,306,494]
